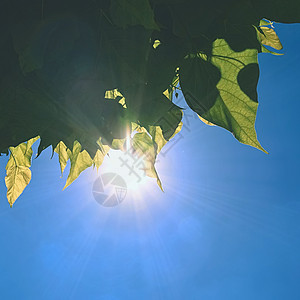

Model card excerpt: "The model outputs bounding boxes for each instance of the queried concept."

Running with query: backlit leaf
[1,1,298,202]
[257,20,283,50]
[131,121,182,190]
[180,39,266,152]
[132,132,163,191]
[163,75,179,101]
[5,137,39,206]
[153,40,161,49]
[93,140,110,171]
[63,141,93,190]
[54,141,69,176]
[148,121,183,155]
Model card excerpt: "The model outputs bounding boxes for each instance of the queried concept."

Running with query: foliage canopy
[1,0,300,206]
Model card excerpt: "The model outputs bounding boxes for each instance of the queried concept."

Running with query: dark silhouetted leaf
[110,0,159,29]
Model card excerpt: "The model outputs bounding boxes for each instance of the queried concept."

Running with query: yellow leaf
[153,39,161,49]
[54,141,69,176]
[63,141,93,190]
[5,137,39,206]
[93,144,110,171]
[163,76,179,100]
[198,115,215,126]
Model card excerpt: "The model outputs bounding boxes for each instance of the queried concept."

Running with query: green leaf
[180,53,221,114]
[11,17,80,74]
[148,126,167,155]
[148,121,183,155]
[5,137,39,207]
[11,21,44,73]
[110,0,159,30]
[130,121,182,190]
[54,141,69,176]
[2,0,299,201]
[63,141,93,190]
[111,139,126,151]
[251,0,300,23]
[180,39,266,152]
[124,84,183,141]
[132,132,163,191]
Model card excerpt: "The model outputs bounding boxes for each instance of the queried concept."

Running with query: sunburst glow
[101,148,150,191]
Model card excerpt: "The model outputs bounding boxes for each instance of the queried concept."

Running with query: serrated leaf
[5,137,39,206]
[180,39,266,152]
[54,141,69,176]
[63,141,93,190]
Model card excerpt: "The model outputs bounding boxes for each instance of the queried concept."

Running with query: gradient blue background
[0,24,300,300]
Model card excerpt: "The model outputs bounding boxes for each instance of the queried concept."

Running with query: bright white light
[100,148,150,192]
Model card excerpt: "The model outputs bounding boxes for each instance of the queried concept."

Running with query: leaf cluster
[0,0,299,205]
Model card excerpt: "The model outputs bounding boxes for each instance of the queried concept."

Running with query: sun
[99,142,151,192]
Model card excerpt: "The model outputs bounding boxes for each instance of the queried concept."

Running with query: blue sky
[0,23,300,300]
